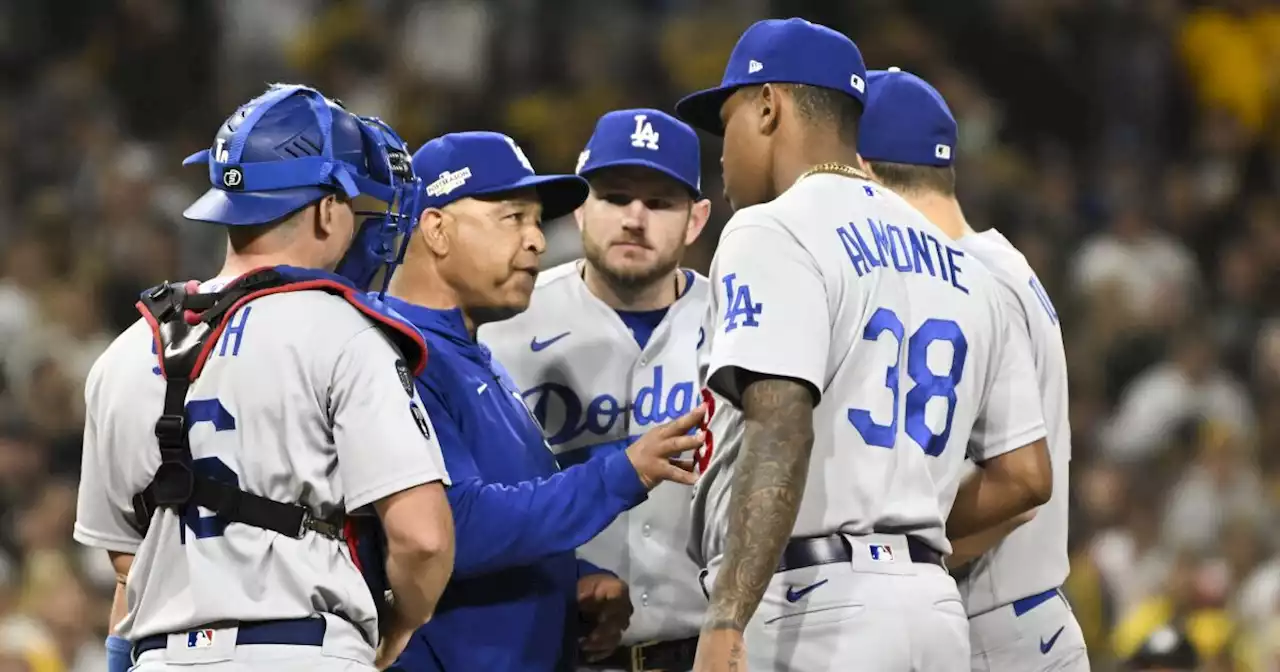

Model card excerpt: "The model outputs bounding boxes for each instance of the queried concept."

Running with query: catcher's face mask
[335,116,424,294]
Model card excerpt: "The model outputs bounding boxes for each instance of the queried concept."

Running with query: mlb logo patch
[869,544,894,562]
[935,144,952,160]
[187,629,215,648]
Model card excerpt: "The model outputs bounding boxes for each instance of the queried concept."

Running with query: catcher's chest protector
[133,266,427,621]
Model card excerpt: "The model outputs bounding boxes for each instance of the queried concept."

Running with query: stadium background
[0,0,1278,670]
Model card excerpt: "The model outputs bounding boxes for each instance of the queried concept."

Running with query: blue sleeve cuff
[600,446,647,504]
[578,557,616,578]
[107,635,132,672]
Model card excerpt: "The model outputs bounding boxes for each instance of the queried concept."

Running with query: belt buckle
[630,641,651,672]
[294,510,313,539]
[298,512,345,540]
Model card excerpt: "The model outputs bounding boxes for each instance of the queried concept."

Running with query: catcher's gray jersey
[73,283,450,647]
[478,261,709,645]
[690,173,1046,569]
[955,229,1072,614]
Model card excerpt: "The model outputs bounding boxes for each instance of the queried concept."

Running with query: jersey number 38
[847,307,968,457]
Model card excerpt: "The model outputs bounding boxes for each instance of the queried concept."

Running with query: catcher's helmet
[181,84,423,290]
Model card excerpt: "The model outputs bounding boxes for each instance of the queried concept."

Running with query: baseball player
[73,85,455,672]
[479,108,711,671]
[672,19,1052,672]
[381,131,708,672]
[857,68,1088,671]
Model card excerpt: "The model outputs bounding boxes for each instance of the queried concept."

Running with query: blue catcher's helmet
[182,84,423,290]
[336,116,422,294]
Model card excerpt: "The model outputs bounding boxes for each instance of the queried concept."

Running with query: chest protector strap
[130,268,419,540]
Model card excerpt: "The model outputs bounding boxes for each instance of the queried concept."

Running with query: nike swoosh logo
[530,332,571,352]
[1040,626,1065,654]
[784,579,828,603]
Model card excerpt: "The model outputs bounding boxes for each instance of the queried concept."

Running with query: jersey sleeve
[73,356,144,554]
[706,217,830,407]
[417,382,645,579]
[332,327,451,512]
[968,287,1048,462]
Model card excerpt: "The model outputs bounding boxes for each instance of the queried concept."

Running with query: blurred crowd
[0,0,1278,670]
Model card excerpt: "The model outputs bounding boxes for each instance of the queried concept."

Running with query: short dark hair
[866,160,957,197]
[743,84,863,147]
[785,84,862,147]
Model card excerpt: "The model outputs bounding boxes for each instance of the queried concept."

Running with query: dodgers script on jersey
[690,173,1046,569]
[73,283,450,646]
[478,261,710,644]
[956,229,1072,615]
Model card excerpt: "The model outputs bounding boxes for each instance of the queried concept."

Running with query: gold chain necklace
[796,162,870,183]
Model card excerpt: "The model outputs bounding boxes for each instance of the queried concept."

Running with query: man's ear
[415,208,451,257]
[686,198,712,246]
[757,83,782,136]
[315,194,342,238]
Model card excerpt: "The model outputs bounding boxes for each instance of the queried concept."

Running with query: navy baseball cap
[859,68,957,167]
[182,84,388,226]
[412,131,589,221]
[576,109,701,197]
[674,18,868,136]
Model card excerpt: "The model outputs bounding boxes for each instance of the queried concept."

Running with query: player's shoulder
[716,202,801,263]
[259,288,391,343]
[526,260,587,310]
[959,230,1039,307]
[89,318,153,375]
[84,317,157,407]
[533,259,582,291]
[721,201,788,236]
[961,229,1033,276]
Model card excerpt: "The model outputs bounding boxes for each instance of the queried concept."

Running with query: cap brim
[473,174,590,221]
[183,186,331,226]
[580,159,700,198]
[674,86,739,137]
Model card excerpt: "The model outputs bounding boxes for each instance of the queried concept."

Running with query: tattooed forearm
[704,375,815,633]
[728,639,745,671]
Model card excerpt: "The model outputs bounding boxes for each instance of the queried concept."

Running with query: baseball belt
[582,635,699,672]
[777,533,944,572]
[133,617,327,660]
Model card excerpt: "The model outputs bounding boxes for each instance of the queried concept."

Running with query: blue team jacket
[382,298,649,672]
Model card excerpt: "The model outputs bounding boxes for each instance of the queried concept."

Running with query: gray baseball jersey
[957,230,1088,671]
[478,260,709,645]
[690,173,1047,568]
[73,282,450,647]
[955,229,1072,614]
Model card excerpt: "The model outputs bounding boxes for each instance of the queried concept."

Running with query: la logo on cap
[630,114,660,151]
[504,136,534,172]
